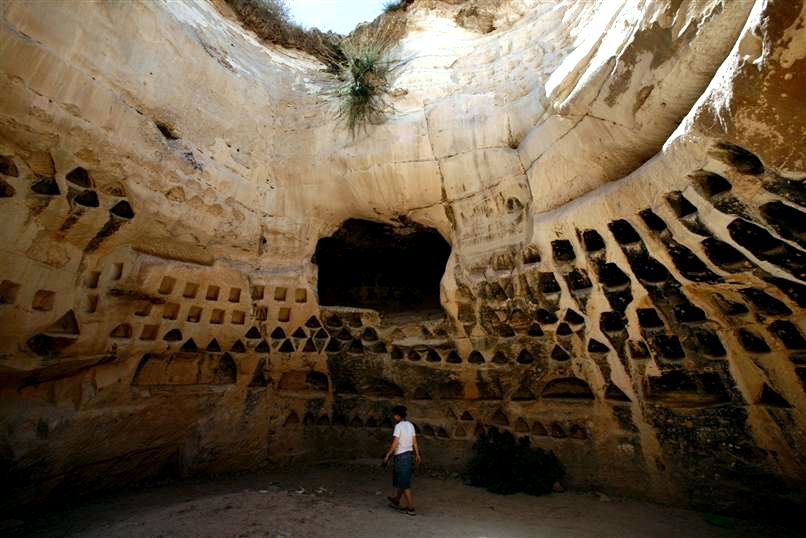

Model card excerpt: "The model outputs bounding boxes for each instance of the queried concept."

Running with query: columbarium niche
[313,218,450,317]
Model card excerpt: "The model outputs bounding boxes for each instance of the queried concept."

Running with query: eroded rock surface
[1,0,805,517]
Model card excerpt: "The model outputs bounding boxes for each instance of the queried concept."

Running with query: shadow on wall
[313,218,451,316]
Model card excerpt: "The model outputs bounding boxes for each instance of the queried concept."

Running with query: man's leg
[402,488,414,509]
[388,486,403,508]
[388,456,401,506]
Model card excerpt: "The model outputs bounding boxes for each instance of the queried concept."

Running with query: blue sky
[287,0,389,34]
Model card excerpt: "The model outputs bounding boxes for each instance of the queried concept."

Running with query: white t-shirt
[393,420,416,455]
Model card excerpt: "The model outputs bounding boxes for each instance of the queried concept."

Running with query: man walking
[384,405,421,515]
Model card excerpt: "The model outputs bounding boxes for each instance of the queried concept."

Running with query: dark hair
[392,405,407,418]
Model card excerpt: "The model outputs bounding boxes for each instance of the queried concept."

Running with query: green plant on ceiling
[225,0,405,136]
[332,17,402,137]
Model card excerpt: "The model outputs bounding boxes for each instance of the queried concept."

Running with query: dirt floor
[13,462,792,537]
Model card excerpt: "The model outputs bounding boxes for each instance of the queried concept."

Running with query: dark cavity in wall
[155,120,180,140]
[313,218,450,317]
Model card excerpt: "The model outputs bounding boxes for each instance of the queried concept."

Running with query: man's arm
[413,434,421,464]
[384,436,400,463]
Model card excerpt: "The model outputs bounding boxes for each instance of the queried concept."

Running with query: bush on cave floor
[465,427,565,495]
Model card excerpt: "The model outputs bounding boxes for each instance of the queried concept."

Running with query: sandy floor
[18,463,788,538]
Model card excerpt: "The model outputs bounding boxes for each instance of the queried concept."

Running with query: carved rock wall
[1,0,804,516]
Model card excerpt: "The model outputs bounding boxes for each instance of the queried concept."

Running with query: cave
[313,218,450,318]
[0,0,804,535]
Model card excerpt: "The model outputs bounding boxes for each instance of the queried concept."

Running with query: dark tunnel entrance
[313,218,451,318]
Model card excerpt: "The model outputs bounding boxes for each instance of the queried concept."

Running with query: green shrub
[333,19,400,136]
[226,0,403,135]
[465,427,565,495]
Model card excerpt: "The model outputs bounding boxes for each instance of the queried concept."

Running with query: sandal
[387,496,399,508]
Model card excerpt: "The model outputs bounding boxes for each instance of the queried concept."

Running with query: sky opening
[287,0,390,34]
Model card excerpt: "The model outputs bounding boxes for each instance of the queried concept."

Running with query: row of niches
[118,281,311,328]
[130,302,262,326]
[282,411,592,441]
[0,263,127,312]
[107,285,315,334]
[459,145,802,319]
[100,264,804,362]
[69,259,311,329]
[23,307,324,358]
[21,294,802,412]
[150,277,309,306]
[132,351,237,386]
[26,305,797,410]
[411,377,602,402]
[322,303,800,369]
[470,141,804,277]
[452,168,803,377]
[0,283,62,311]
[679,143,805,278]
[470,306,796,363]
[7,279,313,357]
[109,316,330,352]
[108,316,635,366]
[275,360,748,412]
[0,157,135,252]
[269,366,624,405]
[322,307,686,365]
[127,348,608,404]
[108,305,803,368]
[462,226,801,329]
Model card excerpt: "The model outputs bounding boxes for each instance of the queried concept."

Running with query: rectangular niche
[210,308,225,324]
[251,285,265,300]
[111,263,124,280]
[158,276,176,295]
[85,295,98,313]
[231,310,246,325]
[0,280,20,305]
[140,325,159,340]
[135,302,152,317]
[85,271,100,289]
[278,307,290,322]
[32,290,55,311]
[274,287,287,301]
[255,306,268,321]
[295,289,307,303]
[163,303,180,320]
[206,285,220,301]
[183,282,199,298]
[187,306,202,323]
[228,287,241,303]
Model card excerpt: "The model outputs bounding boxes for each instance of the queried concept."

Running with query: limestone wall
[1,0,804,516]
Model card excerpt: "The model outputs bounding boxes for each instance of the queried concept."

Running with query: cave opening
[313,218,450,320]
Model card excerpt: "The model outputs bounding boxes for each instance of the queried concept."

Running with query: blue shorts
[392,451,415,489]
